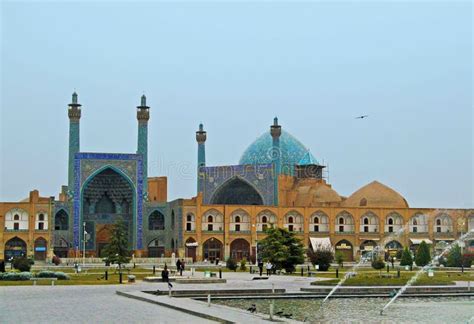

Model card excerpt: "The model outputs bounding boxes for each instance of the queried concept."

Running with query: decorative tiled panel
[137,124,148,195]
[72,153,143,250]
[201,163,275,206]
[68,121,80,194]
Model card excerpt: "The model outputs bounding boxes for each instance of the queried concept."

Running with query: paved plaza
[0,271,319,323]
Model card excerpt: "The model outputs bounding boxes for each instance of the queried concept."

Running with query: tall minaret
[137,94,150,197]
[196,123,207,193]
[270,117,281,206]
[68,92,81,198]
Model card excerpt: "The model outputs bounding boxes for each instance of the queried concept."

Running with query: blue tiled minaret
[137,95,150,198]
[270,117,281,205]
[68,92,81,198]
[196,123,207,193]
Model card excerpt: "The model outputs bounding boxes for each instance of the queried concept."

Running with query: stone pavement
[0,271,326,323]
[0,283,214,324]
[118,290,301,323]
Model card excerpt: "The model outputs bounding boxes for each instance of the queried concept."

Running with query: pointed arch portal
[210,177,264,205]
[81,167,135,256]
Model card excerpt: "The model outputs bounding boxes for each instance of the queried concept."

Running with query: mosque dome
[342,181,409,208]
[239,130,318,173]
[293,182,342,206]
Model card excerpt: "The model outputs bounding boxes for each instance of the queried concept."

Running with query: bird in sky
[355,115,369,119]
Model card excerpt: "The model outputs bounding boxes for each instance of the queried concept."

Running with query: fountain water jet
[321,225,408,304]
[380,229,474,315]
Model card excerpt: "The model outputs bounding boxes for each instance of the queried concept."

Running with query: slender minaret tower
[137,94,150,197]
[196,123,207,193]
[68,92,81,198]
[270,117,281,206]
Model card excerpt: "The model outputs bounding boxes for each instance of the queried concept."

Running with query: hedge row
[0,271,70,281]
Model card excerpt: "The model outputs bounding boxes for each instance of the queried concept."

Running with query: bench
[30,278,58,286]
[381,274,395,279]
[308,271,318,277]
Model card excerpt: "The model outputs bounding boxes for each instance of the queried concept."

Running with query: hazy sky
[1,1,472,208]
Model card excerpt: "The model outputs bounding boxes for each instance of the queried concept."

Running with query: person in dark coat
[180,259,185,276]
[161,264,169,282]
[176,259,182,276]
[258,259,264,276]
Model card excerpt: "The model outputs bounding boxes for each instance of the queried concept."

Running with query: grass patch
[310,271,473,286]
[0,270,153,286]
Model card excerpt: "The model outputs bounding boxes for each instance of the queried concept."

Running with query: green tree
[102,220,131,270]
[335,252,344,268]
[446,244,462,267]
[415,241,431,267]
[258,227,304,273]
[400,247,413,267]
[307,247,334,271]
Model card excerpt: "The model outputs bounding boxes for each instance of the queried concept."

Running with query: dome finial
[140,94,146,107]
[199,123,204,131]
[274,116,278,126]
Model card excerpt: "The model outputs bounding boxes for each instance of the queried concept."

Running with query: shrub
[13,257,32,272]
[371,258,385,270]
[1,272,32,281]
[226,258,238,271]
[54,272,70,280]
[36,271,70,280]
[462,254,474,268]
[400,247,413,267]
[307,248,334,271]
[36,270,56,278]
[52,255,61,266]
[239,258,247,271]
[415,241,431,267]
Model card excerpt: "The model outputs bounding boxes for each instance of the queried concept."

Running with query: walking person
[180,258,185,276]
[161,264,169,283]
[265,261,272,276]
[258,259,264,277]
[176,259,182,276]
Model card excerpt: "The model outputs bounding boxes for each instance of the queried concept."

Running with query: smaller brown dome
[293,181,342,206]
[342,181,408,208]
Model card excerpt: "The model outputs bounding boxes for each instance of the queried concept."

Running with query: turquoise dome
[239,130,318,173]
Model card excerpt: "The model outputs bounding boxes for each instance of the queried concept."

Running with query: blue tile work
[201,164,275,206]
[72,153,143,250]
[68,121,80,196]
[239,130,318,175]
[137,123,148,196]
